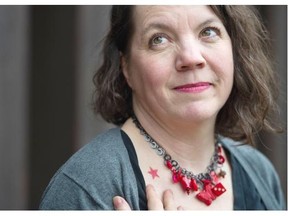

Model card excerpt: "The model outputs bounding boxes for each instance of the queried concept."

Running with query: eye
[149,33,169,46]
[200,27,221,39]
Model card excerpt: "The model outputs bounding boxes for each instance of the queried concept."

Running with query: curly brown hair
[92,5,280,145]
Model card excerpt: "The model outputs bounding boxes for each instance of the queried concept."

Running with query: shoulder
[40,127,139,209]
[63,128,124,168]
[57,127,129,185]
[220,136,286,209]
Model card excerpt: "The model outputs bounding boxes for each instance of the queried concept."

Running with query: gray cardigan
[39,128,286,210]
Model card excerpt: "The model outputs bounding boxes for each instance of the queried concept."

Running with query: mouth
[173,82,212,93]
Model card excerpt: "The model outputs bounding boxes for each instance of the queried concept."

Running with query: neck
[128,111,217,173]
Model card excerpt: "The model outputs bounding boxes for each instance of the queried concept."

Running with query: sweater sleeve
[250,147,286,210]
[39,173,102,210]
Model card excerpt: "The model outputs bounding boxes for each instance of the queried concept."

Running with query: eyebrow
[196,18,222,31]
[142,18,222,36]
[142,22,172,36]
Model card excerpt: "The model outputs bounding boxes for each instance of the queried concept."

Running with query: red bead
[172,171,180,183]
[218,155,225,164]
[179,176,192,194]
[166,161,173,170]
[190,178,198,191]
[210,171,219,183]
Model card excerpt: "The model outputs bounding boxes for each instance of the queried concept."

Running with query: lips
[174,82,212,93]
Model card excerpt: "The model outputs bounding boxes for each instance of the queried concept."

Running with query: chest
[121,123,235,210]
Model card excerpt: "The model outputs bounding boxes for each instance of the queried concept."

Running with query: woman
[39,5,285,210]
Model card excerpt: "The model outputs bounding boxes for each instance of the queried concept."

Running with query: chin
[180,109,218,123]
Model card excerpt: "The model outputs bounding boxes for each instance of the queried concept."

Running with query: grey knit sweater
[39,128,286,210]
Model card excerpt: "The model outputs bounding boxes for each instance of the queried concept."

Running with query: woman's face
[122,6,234,125]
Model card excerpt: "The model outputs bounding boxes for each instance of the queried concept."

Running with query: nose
[175,40,206,72]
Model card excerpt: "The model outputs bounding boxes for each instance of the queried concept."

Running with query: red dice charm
[196,181,226,206]
[212,182,226,196]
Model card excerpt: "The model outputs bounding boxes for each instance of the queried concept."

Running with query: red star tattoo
[148,167,160,179]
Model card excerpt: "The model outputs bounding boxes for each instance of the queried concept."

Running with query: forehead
[132,5,220,29]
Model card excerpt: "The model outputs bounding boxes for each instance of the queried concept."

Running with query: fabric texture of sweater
[39,128,286,210]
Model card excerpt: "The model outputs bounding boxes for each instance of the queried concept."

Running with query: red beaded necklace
[132,115,227,206]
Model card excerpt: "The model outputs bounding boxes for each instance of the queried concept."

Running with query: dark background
[0,5,286,209]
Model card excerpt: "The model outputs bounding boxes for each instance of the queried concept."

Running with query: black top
[121,130,266,210]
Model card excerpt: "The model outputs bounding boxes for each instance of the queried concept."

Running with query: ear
[120,52,133,88]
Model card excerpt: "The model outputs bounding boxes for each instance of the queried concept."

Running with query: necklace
[132,115,227,206]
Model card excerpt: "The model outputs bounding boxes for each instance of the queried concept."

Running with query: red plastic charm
[172,170,181,183]
[190,178,198,191]
[179,175,192,194]
[196,181,216,206]
[210,171,219,183]
[212,182,226,196]
[218,155,225,164]
[166,160,173,169]
[196,180,226,206]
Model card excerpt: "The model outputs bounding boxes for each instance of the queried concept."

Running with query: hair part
[92,5,281,145]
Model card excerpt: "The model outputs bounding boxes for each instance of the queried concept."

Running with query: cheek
[214,48,234,84]
[221,61,234,101]
[128,55,171,90]
[218,63,234,94]
[208,49,234,100]
[224,55,234,87]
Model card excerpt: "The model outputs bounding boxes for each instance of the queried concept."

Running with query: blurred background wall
[0,5,286,209]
